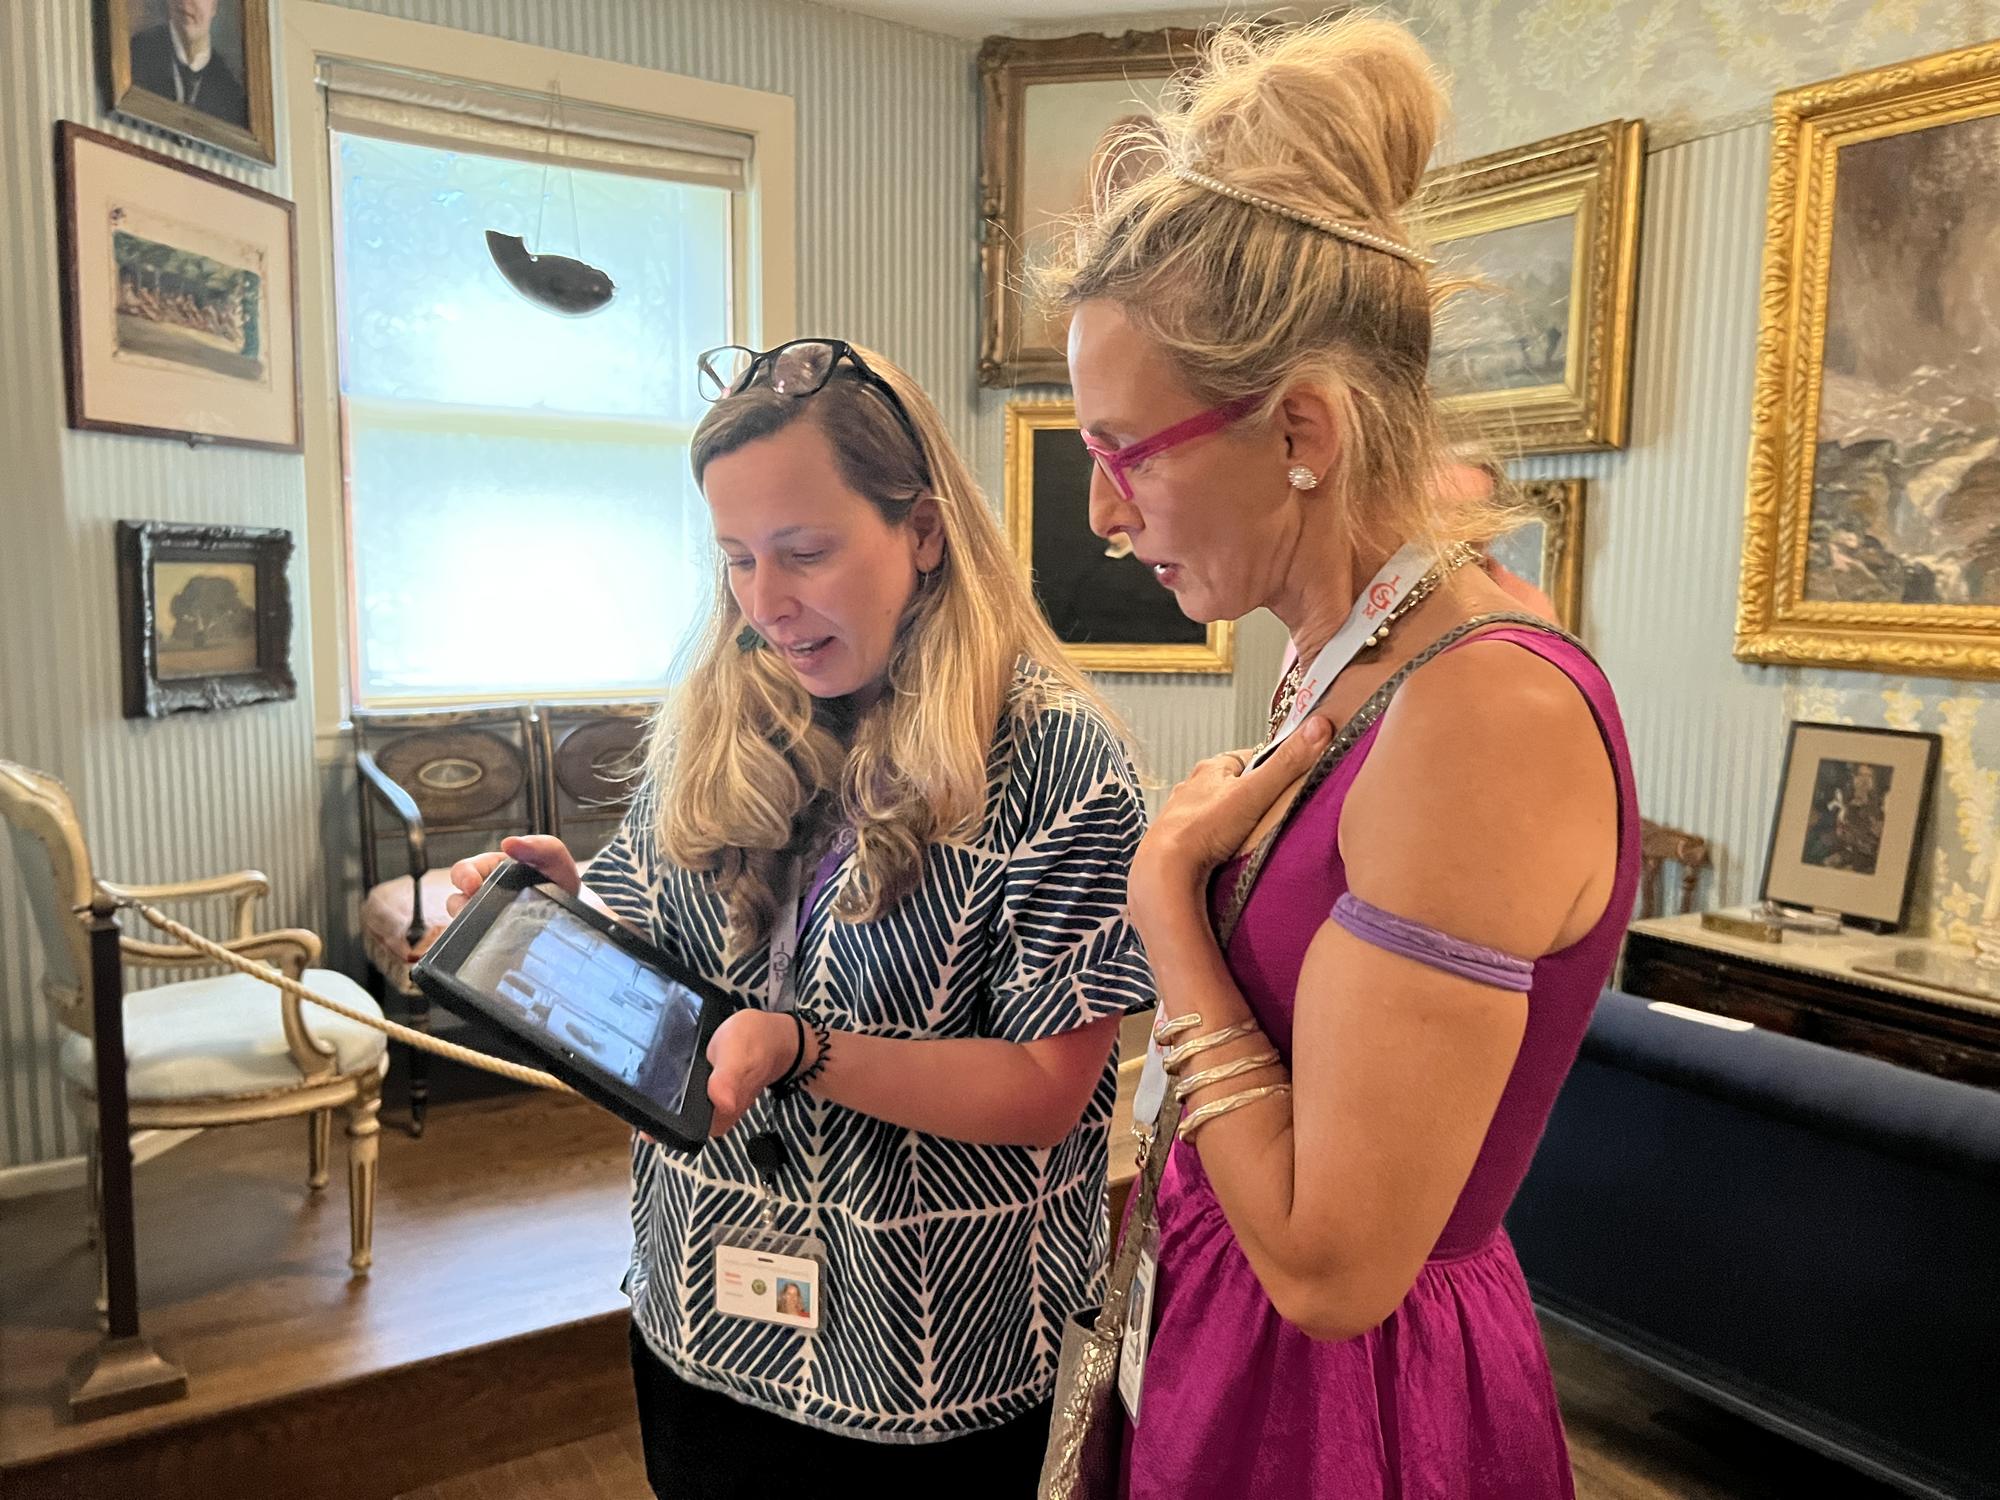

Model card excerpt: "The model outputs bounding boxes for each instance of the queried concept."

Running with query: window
[324,65,743,704]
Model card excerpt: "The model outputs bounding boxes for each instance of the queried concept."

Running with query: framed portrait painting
[103,0,276,165]
[116,521,297,718]
[977,29,1200,387]
[57,123,301,451]
[1488,479,1587,634]
[1761,722,1938,932]
[1004,400,1231,673]
[1736,41,2000,678]
[1417,120,1643,455]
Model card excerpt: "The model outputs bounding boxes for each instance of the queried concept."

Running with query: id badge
[1117,1222,1160,1424]
[712,1223,826,1333]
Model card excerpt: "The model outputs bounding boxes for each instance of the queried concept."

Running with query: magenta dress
[1127,629,1642,1499]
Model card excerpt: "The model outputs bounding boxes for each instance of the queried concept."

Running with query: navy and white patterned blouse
[586,663,1155,1443]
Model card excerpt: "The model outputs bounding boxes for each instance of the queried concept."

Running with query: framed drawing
[1418,120,1643,455]
[57,122,300,451]
[1488,479,1587,634]
[1761,722,1939,932]
[103,0,276,166]
[1736,41,2000,678]
[977,29,1200,387]
[1004,400,1232,673]
[116,520,296,718]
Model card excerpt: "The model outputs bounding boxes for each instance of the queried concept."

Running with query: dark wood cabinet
[1621,917,2000,1089]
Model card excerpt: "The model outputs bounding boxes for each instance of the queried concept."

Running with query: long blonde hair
[1041,15,1522,554]
[649,345,1118,954]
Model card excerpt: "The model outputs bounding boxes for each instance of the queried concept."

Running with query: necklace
[1262,542,1480,743]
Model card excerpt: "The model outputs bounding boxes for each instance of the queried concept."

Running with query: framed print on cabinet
[977,29,1200,387]
[116,520,297,718]
[1418,120,1643,455]
[1735,40,2000,678]
[1760,722,1939,933]
[103,0,276,166]
[56,122,301,452]
[1003,400,1232,673]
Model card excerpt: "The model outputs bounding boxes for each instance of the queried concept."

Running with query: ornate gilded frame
[1417,120,1644,455]
[1735,40,2000,677]
[1516,479,1588,634]
[977,29,1201,388]
[1004,399,1233,674]
[103,0,277,166]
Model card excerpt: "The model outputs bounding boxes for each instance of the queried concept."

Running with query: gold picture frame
[103,0,277,167]
[1493,479,1587,635]
[977,29,1201,388]
[1004,400,1232,674]
[1735,40,2000,677]
[1418,120,1644,455]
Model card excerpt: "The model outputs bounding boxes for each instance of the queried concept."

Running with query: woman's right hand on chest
[445,834,581,916]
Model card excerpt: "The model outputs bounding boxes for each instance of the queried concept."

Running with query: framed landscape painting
[977,30,1198,387]
[116,520,296,717]
[1418,120,1643,455]
[1736,41,2000,677]
[57,122,301,451]
[1488,479,1587,634]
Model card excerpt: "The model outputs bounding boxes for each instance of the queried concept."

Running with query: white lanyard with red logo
[1133,542,1435,1127]
[1245,542,1433,771]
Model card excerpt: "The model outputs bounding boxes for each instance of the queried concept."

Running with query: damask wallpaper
[1401,0,2000,149]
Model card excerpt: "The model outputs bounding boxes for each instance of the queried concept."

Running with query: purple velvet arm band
[1330,891,1536,992]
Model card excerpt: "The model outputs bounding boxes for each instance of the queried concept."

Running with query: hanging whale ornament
[485,230,615,317]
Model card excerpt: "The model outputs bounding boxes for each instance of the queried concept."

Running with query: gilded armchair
[1,759,389,1275]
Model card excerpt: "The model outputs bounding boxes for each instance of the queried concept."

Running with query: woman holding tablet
[447,340,1193,1496]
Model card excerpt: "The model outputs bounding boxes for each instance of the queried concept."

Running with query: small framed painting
[116,520,296,718]
[1418,120,1643,455]
[57,122,301,451]
[1003,400,1232,673]
[1487,479,1587,634]
[103,0,277,166]
[1760,722,1939,932]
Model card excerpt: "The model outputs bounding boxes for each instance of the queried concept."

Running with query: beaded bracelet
[1174,1050,1281,1103]
[1178,1083,1292,1140]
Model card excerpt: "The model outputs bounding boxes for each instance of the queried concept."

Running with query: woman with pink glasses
[1043,17,1639,1498]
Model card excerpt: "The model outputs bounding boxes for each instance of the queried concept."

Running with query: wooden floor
[2,1091,1907,1500]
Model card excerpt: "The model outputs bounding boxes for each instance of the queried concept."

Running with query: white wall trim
[281,1,798,735]
[0,1128,200,1201]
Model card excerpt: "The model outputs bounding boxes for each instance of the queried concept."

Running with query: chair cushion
[361,867,458,988]
[61,968,389,1101]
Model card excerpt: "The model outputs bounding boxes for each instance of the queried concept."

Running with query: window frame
[283,1,796,734]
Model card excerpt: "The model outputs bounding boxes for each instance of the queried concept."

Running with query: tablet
[411,860,735,1151]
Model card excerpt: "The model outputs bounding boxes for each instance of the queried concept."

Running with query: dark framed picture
[56,122,300,451]
[1003,400,1231,673]
[116,521,296,718]
[1761,722,1939,932]
[103,0,276,165]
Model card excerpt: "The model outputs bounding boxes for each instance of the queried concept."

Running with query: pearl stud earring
[1287,465,1319,491]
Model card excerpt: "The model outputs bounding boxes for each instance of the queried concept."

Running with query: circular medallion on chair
[377,729,525,823]
[555,718,645,808]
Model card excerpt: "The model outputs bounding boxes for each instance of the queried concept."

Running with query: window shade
[318,58,750,192]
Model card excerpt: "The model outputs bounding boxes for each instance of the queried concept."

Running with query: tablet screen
[454,886,704,1114]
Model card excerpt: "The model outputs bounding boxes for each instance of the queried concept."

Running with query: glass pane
[334,132,731,419]
[331,127,734,701]
[346,406,716,700]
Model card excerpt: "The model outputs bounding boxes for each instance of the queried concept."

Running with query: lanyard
[763,832,852,1012]
[1134,542,1434,1123]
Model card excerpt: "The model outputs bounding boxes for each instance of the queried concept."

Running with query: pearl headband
[1172,166,1436,268]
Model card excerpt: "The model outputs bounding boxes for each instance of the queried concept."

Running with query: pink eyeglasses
[1079,394,1263,502]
